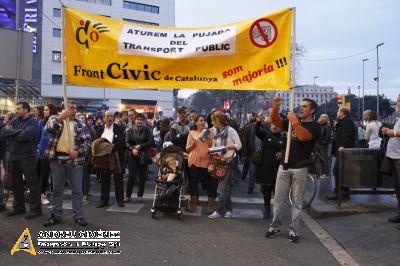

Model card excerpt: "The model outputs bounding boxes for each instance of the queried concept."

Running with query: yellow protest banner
[65,7,293,90]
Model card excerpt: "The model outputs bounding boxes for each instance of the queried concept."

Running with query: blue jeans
[50,161,84,219]
[216,168,232,215]
[248,161,256,190]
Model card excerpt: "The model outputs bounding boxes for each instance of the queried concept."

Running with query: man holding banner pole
[265,96,321,243]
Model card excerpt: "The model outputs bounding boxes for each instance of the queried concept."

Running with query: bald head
[318,114,329,124]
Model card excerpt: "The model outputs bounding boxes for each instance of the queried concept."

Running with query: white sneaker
[208,211,223,219]
[41,194,50,205]
[320,174,329,179]
[224,211,233,218]
[83,195,89,202]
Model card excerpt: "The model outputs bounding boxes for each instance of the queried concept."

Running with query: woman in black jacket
[254,116,285,219]
[125,113,154,203]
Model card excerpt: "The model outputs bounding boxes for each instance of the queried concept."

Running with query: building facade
[0,0,176,116]
[271,85,337,111]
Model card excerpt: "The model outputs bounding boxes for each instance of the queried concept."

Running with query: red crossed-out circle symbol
[249,18,278,48]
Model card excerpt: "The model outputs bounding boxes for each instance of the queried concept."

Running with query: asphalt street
[0,172,340,266]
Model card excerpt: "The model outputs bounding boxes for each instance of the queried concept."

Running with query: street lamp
[313,76,323,112]
[313,76,319,90]
[375,42,384,115]
[362,58,369,114]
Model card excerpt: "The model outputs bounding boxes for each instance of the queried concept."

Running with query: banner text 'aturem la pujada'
[65,7,293,90]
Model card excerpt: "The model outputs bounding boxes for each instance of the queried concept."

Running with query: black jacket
[95,123,125,165]
[254,121,285,185]
[169,121,190,151]
[319,123,332,146]
[0,120,6,159]
[243,122,256,157]
[1,115,38,161]
[335,116,356,151]
[125,125,153,155]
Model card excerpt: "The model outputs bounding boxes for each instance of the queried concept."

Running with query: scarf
[214,125,229,147]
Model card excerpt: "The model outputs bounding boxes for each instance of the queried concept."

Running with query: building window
[52,75,62,84]
[123,1,159,14]
[123,18,159,26]
[53,28,61,38]
[53,8,61,17]
[77,0,111,5]
[52,51,62,62]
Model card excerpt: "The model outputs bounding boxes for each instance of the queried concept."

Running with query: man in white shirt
[382,95,400,228]
[95,111,126,208]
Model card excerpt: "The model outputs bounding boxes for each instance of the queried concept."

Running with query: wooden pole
[61,6,73,152]
[284,7,296,166]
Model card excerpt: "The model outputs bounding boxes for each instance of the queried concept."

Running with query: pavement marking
[106,203,144,213]
[47,200,89,210]
[232,208,263,219]
[64,190,265,204]
[182,207,203,216]
[301,213,360,266]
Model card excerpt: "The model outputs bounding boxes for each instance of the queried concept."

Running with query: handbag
[251,144,263,165]
[208,153,232,181]
[2,170,11,191]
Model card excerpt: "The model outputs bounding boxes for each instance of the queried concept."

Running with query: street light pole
[357,85,361,119]
[313,75,322,112]
[362,58,369,114]
[313,75,319,91]
[376,43,384,115]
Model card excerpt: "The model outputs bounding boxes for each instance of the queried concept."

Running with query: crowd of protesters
[0,94,399,242]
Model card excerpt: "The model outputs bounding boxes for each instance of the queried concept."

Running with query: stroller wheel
[151,209,157,219]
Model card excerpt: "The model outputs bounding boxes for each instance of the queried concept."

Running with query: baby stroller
[151,145,186,220]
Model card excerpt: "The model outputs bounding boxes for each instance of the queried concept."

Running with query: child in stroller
[151,146,186,219]
[158,156,182,197]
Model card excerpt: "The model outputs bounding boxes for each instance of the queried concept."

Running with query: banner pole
[61,6,73,152]
[284,7,296,165]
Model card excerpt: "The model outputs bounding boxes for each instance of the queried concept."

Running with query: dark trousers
[126,156,148,198]
[39,158,51,194]
[10,158,41,213]
[100,170,124,203]
[242,157,250,178]
[332,155,349,193]
[389,158,400,205]
[262,184,274,207]
[189,166,218,198]
[83,160,93,196]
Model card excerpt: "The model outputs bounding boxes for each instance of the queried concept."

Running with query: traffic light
[337,95,345,107]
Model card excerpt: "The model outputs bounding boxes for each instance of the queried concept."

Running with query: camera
[199,129,210,142]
